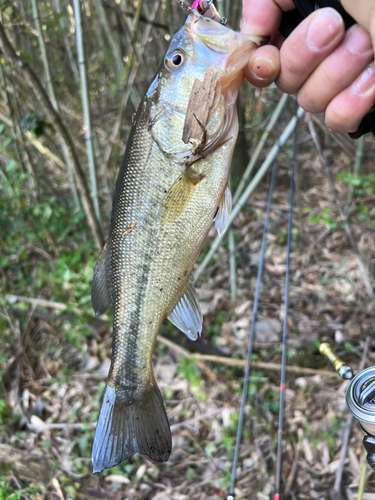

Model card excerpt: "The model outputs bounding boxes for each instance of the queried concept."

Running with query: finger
[276,8,345,94]
[241,0,294,36]
[325,65,375,133]
[244,45,281,87]
[298,24,374,113]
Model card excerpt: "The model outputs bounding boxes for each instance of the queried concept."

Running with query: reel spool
[320,343,375,471]
[346,367,375,471]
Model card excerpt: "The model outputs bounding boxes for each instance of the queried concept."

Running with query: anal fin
[214,184,232,236]
[91,241,111,319]
[168,278,203,341]
[161,167,204,224]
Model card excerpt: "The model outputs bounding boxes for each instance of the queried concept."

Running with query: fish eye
[165,49,186,71]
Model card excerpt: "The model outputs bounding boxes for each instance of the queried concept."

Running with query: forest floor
[1,95,375,500]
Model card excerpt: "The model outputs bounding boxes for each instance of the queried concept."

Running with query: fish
[90,10,262,473]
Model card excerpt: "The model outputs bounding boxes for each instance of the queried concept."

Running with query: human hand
[242,0,375,134]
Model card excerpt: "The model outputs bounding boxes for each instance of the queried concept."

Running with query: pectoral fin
[91,241,111,318]
[161,167,204,224]
[214,185,232,236]
[168,278,203,341]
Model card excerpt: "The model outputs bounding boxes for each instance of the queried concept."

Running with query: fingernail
[351,66,375,96]
[307,8,343,51]
[346,25,374,56]
[251,57,276,80]
[241,19,263,37]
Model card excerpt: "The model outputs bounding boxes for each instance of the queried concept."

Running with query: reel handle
[319,342,354,380]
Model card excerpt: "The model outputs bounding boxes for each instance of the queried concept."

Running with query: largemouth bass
[91,10,261,473]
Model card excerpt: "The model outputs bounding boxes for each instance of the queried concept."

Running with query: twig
[356,450,368,500]
[306,115,374,300]
[157,335,337,377]
[5,294,338,378]
[4,294,105,320]
[333,337,370,495]
[29,408,225,434]
[307,112,356,161]
[348,135,365,202]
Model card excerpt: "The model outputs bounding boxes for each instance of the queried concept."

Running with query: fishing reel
[320,343,375,470]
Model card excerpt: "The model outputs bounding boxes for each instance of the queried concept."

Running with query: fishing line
[274,101,300,500]
[227,95,289,499]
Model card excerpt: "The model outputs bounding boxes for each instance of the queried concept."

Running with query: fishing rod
[273,101,299,500]
[226,97,293,500]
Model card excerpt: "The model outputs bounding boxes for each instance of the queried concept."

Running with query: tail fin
[91,383,171,473]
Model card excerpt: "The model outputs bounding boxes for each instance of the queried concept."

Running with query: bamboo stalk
[31,0,56,105]
[104,1,160,171]
[73,0,101,224]
[228,226,237,302]
[92,0,125,77]
[0,10,37,193]
[31,0,79,208]
[0,19,104,250]
[9,87,39,193]
[216,0,225,18]
[54,0,79,83]
[233,93,288,206]
[112,1,149,82]
[194,106,305,282]
[0,62,37,193]
[124,0,144,85]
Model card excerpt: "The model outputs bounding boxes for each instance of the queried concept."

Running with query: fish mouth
[186,12,262,97]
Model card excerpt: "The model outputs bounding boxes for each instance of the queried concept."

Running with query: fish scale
[90,11,262,473]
